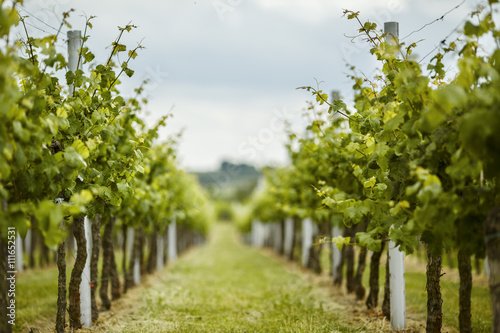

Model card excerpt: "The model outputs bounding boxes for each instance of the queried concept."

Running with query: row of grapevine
[245,4,499,333]
[0,2,212,332]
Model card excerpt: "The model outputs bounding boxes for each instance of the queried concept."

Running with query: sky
[17,0,485,171]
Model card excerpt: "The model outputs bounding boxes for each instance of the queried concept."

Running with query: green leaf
[128,49,138,59]
[84,49,95,63]
[390,200,410,215]
[66,70,75,85]
[56,106,68,118]
[124,67,134,77]
[363,176,376,188]
[418,106,446,133]
[117,179,132,197]
[346,142,360,152]
[356,232,382,252]
[331,236,351,251]
[71,190,93,206]
[13,121,30,142]
[322,197,335,207]
[113,43,127,55]
[64,147,87,168]
[71,139,90,159]
[344,201,370,223]
[405,181,421,196]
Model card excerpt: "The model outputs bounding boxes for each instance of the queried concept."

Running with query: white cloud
[252,0,410,23]
[145,81,309,170]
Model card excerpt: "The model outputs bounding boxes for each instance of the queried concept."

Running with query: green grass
[319,245,492,332]
[95,224,359,332]
[353,252,492,332]
[15,225,493,332]
[16,266,69,331]
[405,272,492,332]
[15,249,126,332]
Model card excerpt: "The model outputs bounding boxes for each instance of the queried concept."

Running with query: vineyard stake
[68,30,92,328]
[156,233,164,270]
[79,216,92,327]
[331,225,342,281]
[168,216,178,262]
[301,218,313,267]
[273,222,282,253]
[384,21,406,331]
[284,217,294,259]
[67,30,81,95]
[15,233,23,272]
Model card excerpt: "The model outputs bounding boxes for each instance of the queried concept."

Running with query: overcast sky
[18,0,484,171]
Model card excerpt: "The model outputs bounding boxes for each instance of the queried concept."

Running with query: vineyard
[0,0,499,332]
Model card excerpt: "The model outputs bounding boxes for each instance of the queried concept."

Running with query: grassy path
[92,223,358,333]
[17,222,492,332]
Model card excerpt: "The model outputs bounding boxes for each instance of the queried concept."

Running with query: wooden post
[485,256,490,277]
[252,220,265,248]
[384,22,399,45]
[15,233,23,272]
[79,216,92,328]
[331,225,342,281]
[251,220,257,247]
[168,217,177,262]
[156,234,164,270]
[301,218,313,267]
[263,223,270,247]
[67,30,82,94]
[133,252,140,285]
[68,31,91,328]
[383,21,406,330]
[388,239,406,329]
[284,217,294,258]
[273,222,282,253]
[24,229,31,265]
[126,227,135,262]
